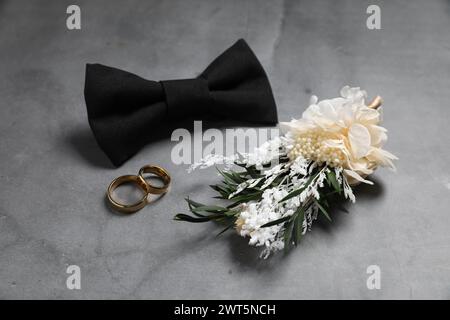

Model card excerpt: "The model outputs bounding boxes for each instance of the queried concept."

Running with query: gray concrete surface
[1,0,450,299]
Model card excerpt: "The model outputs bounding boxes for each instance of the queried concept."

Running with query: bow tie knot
[161,78,211,118]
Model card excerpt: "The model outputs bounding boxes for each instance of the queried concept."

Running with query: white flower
[243,137,282,169]
[289,156,309,176]
[187,137,282,172]
[187,154,238,172]
[280,86,398,185]
[234,171,327,257]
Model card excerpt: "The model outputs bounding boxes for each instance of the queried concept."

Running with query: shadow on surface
[353,176,385,199]
[314,177,385,233]
[67,128,115,169]
[225,233,290,271]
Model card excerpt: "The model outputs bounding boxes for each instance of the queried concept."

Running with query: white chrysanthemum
[281,86,398,185]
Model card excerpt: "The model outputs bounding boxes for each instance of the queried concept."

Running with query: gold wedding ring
[107,165,171,213]
[138,165,171,194]
[107,175,149,213]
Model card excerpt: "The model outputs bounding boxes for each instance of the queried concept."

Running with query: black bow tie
[84,39,278,166]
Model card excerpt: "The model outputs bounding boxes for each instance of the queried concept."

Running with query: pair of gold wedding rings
[107,165,171,213]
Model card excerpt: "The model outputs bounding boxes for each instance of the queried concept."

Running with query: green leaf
[185,198,206,210]
[229,171,246,183]
[314,199,332,222]
[191,205,228,214]
[292,216,299,246]
[279,185,307,203]
[224,209,240,217]
[326,170,341,194]
[191,211,207,218]
[173,213,220,223]
[228,191,262,202]
[237,170,250,179]
[293,207,305,246]
[216,221,236,237]
[326,174,332,188]
[216,168,238,186]
[261,215,291,228]
[283,219,295,251]
[279,173,318,203]
[210,184,230,198]
[184,199,209,217]
[210,184,221,191]
[244,165,262,179]
[226,191,263,208]
[223,172,239,184]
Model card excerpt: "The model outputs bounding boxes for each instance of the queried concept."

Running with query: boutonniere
[175,86,398,258]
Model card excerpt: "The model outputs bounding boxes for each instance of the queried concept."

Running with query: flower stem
[368,96,383,109]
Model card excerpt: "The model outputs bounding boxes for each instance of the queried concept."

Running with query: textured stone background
[1,0,450,299]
